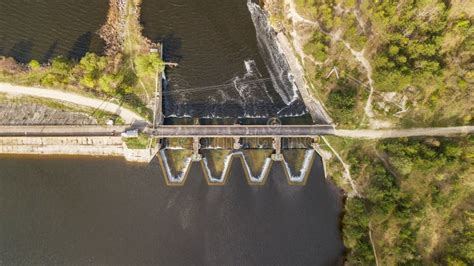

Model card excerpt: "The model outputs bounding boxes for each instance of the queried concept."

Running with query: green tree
[134,53,164,78]
[79,53,107,75]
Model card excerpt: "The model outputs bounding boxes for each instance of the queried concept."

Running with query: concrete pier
[191,137,202,161]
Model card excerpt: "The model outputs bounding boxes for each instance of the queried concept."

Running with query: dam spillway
[156,137,323,186]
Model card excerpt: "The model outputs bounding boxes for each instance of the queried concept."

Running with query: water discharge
[141,0,307,119]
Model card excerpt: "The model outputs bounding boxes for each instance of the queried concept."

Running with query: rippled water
[0,0,107,63]
[141,0,307,119]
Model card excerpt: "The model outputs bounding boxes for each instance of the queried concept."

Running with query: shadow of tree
[68,31,92,60]
[7,40,33,63]
[153,33,183,64]
[42,40,59,62]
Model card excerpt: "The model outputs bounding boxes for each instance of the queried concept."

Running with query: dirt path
[283,0,385,128]
[335,126,474,139]
[0,83,146,124]
[321,136,360,196]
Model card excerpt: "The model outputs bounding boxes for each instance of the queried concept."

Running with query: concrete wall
[0,136,124,157]
[122,143,159,163]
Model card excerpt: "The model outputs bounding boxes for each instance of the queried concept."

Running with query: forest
[265,0,473,264]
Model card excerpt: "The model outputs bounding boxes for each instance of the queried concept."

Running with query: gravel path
[0,83,146,124]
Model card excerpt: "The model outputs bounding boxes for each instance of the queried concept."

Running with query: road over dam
[0,125,472,139]
[150,125,336,138]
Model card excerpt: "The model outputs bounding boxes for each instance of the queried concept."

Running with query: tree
[79,53,107,75]
[134,53,164,78]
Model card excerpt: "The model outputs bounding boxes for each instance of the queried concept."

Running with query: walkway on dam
[151,125,336,137]
[151,125,474,138]
[1,125,472,139]
[0,83,146,124]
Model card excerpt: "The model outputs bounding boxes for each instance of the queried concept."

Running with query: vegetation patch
[123,134,154,149]
[162,149,193,178]
[0,0,165,121]
[201,149,233,178]
[242,149,274,177]
[338,136,473,265]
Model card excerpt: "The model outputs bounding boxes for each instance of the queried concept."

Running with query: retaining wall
[0,136,124,157]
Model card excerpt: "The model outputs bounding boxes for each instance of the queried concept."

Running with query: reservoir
[0,0,344,264]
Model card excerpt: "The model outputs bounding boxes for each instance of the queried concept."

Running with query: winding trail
[283,0,380,126]
[0,83,146,124]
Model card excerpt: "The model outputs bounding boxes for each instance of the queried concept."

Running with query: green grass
[123,134,153,149]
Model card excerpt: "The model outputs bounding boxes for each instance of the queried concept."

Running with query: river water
[141,0,308,119]
[0,0,344,264]
[0,156,344,265]
[0,0,107,63]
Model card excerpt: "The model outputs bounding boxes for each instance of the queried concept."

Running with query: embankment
[0,136,158,163]
[0,136,124,157]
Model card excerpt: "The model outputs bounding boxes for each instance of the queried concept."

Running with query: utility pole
[153,68,159,130]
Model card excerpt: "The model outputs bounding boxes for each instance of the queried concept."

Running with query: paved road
[0,83,146,124]
[150,125,336,137]
[1,124,472,139]
[151,125,473,138]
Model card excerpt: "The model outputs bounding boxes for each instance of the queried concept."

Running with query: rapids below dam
[141,0,308,119]
[0,0,345,264]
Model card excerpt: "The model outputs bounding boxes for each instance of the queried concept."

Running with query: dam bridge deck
[0,125,336,137]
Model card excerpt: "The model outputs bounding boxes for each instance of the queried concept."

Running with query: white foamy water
[159,0,308,119]
[283,149,315,183]
[247,1,300,104]
[160,149,192,183]
[202,152,234,183]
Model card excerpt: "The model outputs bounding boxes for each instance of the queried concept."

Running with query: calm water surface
[0,156,344,265]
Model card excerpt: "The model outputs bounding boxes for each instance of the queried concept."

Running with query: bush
[134,53,164,78]
[28,60,41,70]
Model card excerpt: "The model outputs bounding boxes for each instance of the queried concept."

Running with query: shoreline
[255,1,332,124]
